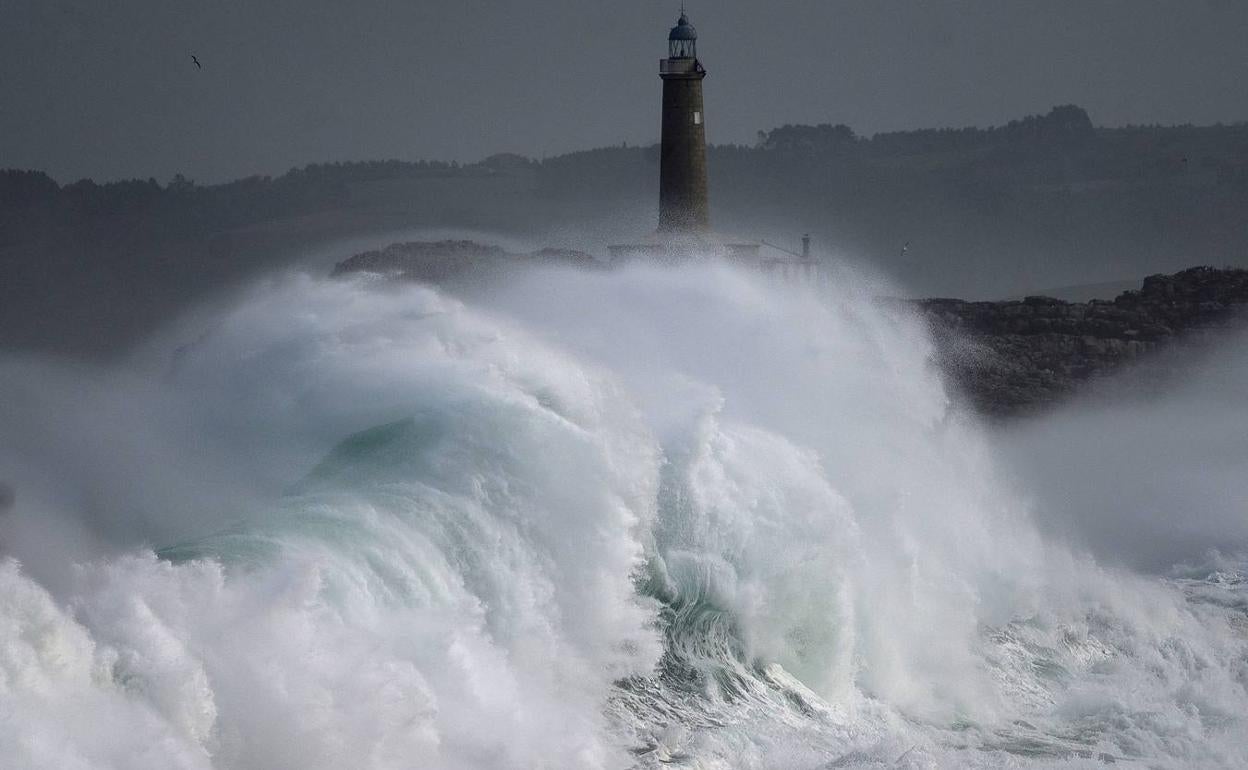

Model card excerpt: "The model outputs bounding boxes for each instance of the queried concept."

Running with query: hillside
[4,106,1248,356]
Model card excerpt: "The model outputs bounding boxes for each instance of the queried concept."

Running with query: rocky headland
[917,266,1248,417]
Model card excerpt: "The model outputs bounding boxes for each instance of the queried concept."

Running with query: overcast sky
[4,0,1247,183]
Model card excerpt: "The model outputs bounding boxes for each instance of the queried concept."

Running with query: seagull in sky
[191,55,202,69]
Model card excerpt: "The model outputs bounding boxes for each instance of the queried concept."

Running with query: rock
[331,240,600,283]
[916,266,1248,418]
[332,249,1248,420]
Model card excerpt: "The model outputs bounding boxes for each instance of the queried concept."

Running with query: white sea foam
[0,264,1244,768]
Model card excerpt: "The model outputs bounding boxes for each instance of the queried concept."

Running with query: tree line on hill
[3,106,1248,356]
[6,106,1247,255]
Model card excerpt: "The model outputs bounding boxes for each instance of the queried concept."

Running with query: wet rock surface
[917,267,1248,417]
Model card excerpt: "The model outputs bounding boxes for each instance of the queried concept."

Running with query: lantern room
[668,12,697,59]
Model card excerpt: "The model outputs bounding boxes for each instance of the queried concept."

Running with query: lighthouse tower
[608,10,759,264]
[658,11,710,234]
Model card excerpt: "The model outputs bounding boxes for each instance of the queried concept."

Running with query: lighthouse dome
[668,13,697,41]
[667,12,698,59]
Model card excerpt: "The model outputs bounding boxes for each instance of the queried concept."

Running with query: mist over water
[996,337,1248,572]
[1,263,1245,768]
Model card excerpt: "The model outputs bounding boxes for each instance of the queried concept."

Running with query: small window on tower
[693,111,702,125]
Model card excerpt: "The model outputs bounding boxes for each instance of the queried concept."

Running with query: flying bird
[900,241,911,258]
[191,55,202,69]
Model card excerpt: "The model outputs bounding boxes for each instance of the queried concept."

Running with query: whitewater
[1,262,1245,769]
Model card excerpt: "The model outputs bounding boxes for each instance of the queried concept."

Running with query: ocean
[1,263,1245,768]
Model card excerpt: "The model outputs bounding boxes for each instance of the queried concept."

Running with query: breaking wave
[1,264,1245,768]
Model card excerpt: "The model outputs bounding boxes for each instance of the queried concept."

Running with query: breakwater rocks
[917,267,1248,417]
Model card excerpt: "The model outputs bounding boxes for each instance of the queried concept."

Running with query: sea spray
[0,264,1245,768]
[1,277,664,769]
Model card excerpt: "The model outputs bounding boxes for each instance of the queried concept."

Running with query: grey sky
[4,0,1247,183]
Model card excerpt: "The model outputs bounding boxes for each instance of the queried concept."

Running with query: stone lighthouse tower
[608,10,758,264]
[658,11,710,234]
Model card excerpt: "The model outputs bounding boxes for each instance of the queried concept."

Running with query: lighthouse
[658,11,710,234]
[608,9,759,264]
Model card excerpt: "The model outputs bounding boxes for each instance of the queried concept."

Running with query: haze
[5,0,1248,183]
